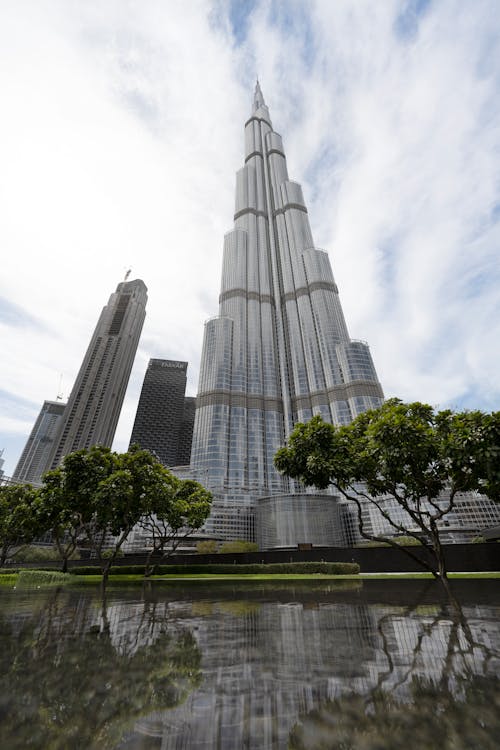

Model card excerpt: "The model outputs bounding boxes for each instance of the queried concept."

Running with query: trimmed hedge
[70,561,360,576]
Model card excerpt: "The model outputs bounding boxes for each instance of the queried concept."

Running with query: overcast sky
[1,0,499,476]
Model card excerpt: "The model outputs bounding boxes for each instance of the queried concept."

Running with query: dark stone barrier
[4,543,498,573]
[153,542,500,573]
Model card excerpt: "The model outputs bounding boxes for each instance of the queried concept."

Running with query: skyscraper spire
[191,86,383,544]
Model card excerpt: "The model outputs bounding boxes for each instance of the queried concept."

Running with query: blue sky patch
[394,0,432,42]
[228,0,258,44]
[0,389,39,418]
[0,296,46,330]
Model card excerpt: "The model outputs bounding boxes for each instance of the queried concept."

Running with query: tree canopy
[274,399,500,578]
[0,483,41,566]
[138,476,212,575]
[38,445,212,584]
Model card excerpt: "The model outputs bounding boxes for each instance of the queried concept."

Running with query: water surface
[0,579,498,749]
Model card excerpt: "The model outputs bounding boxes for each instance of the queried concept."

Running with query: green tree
[138,477,212,576]
[39,445,120,585]
[36,473,87,573]
[40,445,153,589]
[0,484,41,566]
[274,400,500,580]
[39,445,212,588]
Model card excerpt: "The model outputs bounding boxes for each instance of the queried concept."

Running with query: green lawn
[52,571,500,584]
[1,571,499,587]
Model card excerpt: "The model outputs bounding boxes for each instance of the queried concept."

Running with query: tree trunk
[100,560,111,630]
[0,542,10,567]
[144,548,155,578]
[101,560,111,589]
[100,582,110,632]
[61,556,68,574]
[430,519,447,581]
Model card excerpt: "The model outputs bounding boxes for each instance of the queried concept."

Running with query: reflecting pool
[0,579,499,749]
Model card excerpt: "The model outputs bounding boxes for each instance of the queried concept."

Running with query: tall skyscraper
[191,83,383,542]
[12,400,66,484]
[48,277,147,469]
[129,358,195,467]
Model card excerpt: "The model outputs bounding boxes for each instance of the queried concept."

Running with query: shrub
[196,540,218,554]
[393,535,422,546]
[102,548,124,559]
[13,546,56,562]
[218,541,259,554]
[13,545,82,562]
[355,536,422,548]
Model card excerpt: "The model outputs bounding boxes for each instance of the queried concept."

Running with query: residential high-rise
[48,277,147,469]
[191,83,383,543]
[129,359,195,467]
[12,400,66,484]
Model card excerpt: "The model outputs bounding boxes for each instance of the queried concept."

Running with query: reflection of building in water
[2,589,498,748]
[128,598,500,749]
[131,600,380,748]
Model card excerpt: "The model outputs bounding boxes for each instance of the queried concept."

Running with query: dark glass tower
[129,359,195,467]
[12,400,66,484]
[48,277,147,469]
[191,83,383,541]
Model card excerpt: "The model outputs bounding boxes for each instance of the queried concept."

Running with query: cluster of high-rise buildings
[7,84,499,548]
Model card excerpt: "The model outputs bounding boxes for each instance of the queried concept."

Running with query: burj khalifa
[191,83,383,544]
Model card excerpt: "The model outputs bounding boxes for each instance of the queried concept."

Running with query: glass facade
[191,84,383,541]
[11,400,66,485]
[128,359,194,467]
[256,494,344,549]
[358,489,500,545]
[47,279,147,469]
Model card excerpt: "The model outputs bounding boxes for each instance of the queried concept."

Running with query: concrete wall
[6,543,498,572]
[107,542,500,572]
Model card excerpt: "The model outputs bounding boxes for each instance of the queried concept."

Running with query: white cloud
[1,0,499,474]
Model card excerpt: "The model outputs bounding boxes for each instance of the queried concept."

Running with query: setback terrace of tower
[189,84,384,544]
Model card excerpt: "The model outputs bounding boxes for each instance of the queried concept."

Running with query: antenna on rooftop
[56,373,63,401]
[124,268,131,281]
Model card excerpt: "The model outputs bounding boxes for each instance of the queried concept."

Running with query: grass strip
[2,571,498,587]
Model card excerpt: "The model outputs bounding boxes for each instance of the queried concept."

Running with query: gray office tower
[48,278,147,469]
[12,400,66,484]
[191,83,384,544]
[129,359,195,467]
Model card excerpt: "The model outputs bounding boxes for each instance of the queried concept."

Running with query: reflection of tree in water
[0,589,201,750]
[289,591,500,750]
[289,675,500,750]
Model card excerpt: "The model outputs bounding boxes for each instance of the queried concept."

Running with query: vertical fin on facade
[191,85,384,543]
